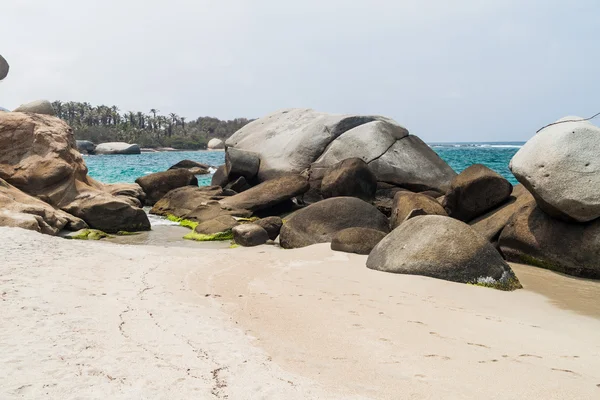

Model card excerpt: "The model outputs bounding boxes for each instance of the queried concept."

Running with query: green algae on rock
[64,229,112,240]
[183,230,234,242]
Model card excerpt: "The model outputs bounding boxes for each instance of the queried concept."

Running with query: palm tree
[150,109,159,119]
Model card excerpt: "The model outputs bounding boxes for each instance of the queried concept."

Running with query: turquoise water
[86,143,523,186]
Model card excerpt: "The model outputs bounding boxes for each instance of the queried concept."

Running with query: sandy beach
[1,227,599,399]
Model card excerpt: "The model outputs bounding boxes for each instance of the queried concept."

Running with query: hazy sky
[1,0,598,142]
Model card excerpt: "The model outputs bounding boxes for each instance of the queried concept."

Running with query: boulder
[470,185,534,241]
[225,147,260,180]
[390,192,447,229]
[0,112,150,233]
[226,108,456,191]
[208,138,225,150]
[184,202,252,224]
[169,160,210,175]
[320,158,377,200]
[442,164,513,222]
[367,215,520,289]
[498,203,600,278]
[254,216,283,240]
[95,142,141,155]
[232,224,269,247]
[76,140,96,154]
[0,178,87,235]
[279,197,390,249]
[102,182,146,208]
[510,117,600,222]
[0,54,8,80]
[419,190,444,199]
[225,176,252,193]
[211,165,229,187]
[135,169,198,206]
[150,186,223,218]
[331,227,387,255]
[194,215,239,235]
[13,100,56,116]
[219,174,309,213]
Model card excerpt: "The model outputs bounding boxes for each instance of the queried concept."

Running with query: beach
[2,227,599,400]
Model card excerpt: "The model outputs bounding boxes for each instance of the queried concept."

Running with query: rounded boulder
[391,191,447,229]
[331,227,387,255]
[321,158,377,200]
[233,224,269,247]
[135,169,198,206]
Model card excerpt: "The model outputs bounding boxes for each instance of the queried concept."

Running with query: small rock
[254,216,283,240]
[321,158,377,200]
[391,192,447,229]
[331,227,387,255]
[232,224,269,247]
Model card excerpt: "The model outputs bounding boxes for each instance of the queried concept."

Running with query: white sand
[1,227,599,399]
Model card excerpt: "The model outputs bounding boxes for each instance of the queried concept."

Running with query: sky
[0,0,598,142]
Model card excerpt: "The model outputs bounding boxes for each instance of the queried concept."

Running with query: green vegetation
[52,101,252,150]
[183,230,234,242]
[64,229,112,240]
[519,254,564,273]
[166,214,199,230]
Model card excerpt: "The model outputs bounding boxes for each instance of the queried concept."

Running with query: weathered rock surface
[102,182,146,208]
[225,176,252,193]
[0,178,87,235]
[391,192,447,229]
[150,186,224,218]
[219,175,309,213]
[279,197,389,249]
[0,112,150,233]
[254,216,283,240]
[331,227,387,255]
[226,108,455,191]
[207,138,225,150]
[499,203,600,278]
[470,184,534,241]
[233,224,269,247]
[95,142,141,155]
[0,54,8,80]
[13,100,55,116]
[76,140,96,154]
[194,215,239,235]
[226,147,260,181]
[442,164,513,222]
[320,158,377,200]
[510,117,600,222]
[367,215,519,288]
[185,202,252,224]
[211,165,229,187]
[136,169,198,206]
[169,160,210,175]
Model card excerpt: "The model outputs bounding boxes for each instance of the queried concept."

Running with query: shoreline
[2,227,599,399]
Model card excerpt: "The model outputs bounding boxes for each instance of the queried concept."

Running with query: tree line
[52,101,252,150]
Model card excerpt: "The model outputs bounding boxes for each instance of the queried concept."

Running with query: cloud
[0,0,599,142]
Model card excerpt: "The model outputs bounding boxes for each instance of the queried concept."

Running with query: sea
[85,142,524,186]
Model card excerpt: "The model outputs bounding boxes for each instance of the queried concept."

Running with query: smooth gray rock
[76,140,96,154]
[95,142,141,155]
[367,215,520,289]
[135,169,198,205]
[207,138,225,150]
[0,54,9,80]
[13,100,56,116]
[233,224,269,247]
[331,227,387,255]
[510,117,600,222]
[279,197,390,249]
[225,147,260,180]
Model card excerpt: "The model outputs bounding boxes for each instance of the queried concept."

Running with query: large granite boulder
[320,158,377,200]
[367,215,520,289]
[442,164,513,222]
[225,109,456,191]
[150,186,223,218]
[232,224,269,247]
[0,112,150,233]
[0,54,8,80]
[102,182,147,208]
[168,160,210,175]
[498,203,600,278]
[390,191,447,229]
[0,178,87,235]
[95,142,141,155]
[13,100,56,116]
[135,169,198,205]
[76,140,96,154]
[470,184,534,241]
[331,227,387,255]
[510,117,600,222]
[225,147,260,181]
[279,197,390,249]
[207,138,225,150]
[219,174,309,213]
